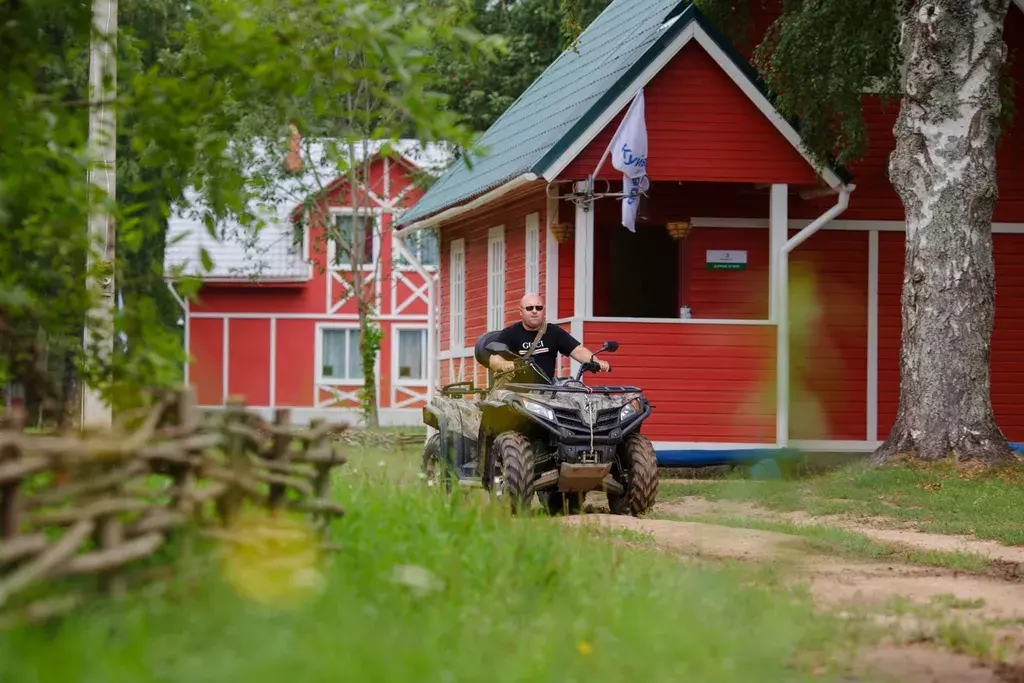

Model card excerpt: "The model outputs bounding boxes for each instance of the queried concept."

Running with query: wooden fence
[0,389,348,629]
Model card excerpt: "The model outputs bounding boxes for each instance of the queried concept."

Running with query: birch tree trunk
[874,0,1018,466]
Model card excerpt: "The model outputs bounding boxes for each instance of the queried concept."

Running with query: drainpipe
[166,280,189,385]
[776,184,854,449]
[392,234,437,412]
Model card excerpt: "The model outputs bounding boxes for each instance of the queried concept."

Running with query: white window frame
[488,226,506,331]
[394,227,439,271]
[449,238,466,348]
[525,213,540,295]
[315,323,363,385]
[326,208,382,271]
[392,324,429,387]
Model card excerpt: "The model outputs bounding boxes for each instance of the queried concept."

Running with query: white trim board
[653,440,881,453]
[653,442,777,452]
[692,217,1024,233]
[542,20,844,189]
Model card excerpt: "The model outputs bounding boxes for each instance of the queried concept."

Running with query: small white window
[487,226,506,331]
[319,327,363,382]
[328,212,378,269]
[396,328,428,382]
[450,238,466,348]
[395,228,439,268]
[525,213,540,295]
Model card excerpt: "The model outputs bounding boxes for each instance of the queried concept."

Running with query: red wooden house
[395,0,1024,464]
[164,138,450,426]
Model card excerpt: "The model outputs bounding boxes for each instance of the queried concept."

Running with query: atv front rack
[439,380,487,398]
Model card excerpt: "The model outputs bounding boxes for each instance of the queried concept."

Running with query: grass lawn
[660,458,1024,546]
[0,445,870,683]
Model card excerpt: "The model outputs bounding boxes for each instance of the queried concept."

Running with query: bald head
[519,292,545,330]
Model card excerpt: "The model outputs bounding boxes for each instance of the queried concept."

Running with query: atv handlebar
[485,338,619,384]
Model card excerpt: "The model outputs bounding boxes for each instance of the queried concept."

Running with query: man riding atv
[488,293,610,379]
[421,293,659,517]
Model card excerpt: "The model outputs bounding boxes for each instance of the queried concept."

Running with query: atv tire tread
[492,431,535,514]
[609,433,658,516]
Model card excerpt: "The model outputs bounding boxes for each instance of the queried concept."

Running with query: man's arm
[488,328,517,372]
[554,327,610,372]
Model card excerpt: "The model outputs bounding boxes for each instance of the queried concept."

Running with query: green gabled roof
[397,1,850,229]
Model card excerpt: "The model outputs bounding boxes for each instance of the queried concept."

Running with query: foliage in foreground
[1,0,497,418]
[0,463,862,683]
[661,459,1024,546]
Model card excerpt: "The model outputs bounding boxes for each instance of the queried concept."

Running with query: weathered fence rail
[0,389,348,629]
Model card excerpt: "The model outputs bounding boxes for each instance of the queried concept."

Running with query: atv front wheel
[608,433,658,516]
[490,431,535,514]
[422,433,454,492]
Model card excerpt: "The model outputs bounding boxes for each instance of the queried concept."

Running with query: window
[319,327,363,382]
[525,213,540,294]
[488,226,505,331]
[329,213,376,268]
[449,238,465,348]
[395,228,439,268]
[396,328,427,382]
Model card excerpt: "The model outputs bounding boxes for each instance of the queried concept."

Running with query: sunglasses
[524,305,544,312]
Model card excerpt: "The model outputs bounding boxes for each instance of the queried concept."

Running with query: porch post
[770,184,789,448]
[572,183,593,376]
[545,195,559,320]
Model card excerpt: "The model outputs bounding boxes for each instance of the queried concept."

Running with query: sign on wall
[706,250,747,270]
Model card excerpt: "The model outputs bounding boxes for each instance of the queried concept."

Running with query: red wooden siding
[683,227,770,320]
[876,232,902,439]
[560,43,818,185]
[877,232,1024,442]
[439,189,548,351]
[787,230,868,441]
[227,319,271,406]
[189,318,224,405]
[991,234,1024,440]
[275,319,316,407]
[585,322,776,442]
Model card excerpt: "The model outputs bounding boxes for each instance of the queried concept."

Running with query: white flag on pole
[609,88,649,232]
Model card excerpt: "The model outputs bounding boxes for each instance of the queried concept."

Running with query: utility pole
[81,0,117,430]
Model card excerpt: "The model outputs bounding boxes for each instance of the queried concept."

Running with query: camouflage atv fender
[424,395,485,477]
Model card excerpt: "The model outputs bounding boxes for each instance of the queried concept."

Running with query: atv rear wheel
[490,431,535,514]
[422,433,454,492]
[608,433,658,516]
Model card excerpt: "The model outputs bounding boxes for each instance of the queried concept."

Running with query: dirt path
[563,512,1024,682]
[656,497,1024,567]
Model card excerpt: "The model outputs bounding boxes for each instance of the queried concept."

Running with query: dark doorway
[606,224,679,318]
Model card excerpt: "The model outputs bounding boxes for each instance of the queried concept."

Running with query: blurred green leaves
[1,0,498,415]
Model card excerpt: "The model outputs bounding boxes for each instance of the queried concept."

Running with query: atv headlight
[522,399,555,421]
[619,398,642,422]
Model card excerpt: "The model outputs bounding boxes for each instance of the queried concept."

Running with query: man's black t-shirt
[494,322,581,380]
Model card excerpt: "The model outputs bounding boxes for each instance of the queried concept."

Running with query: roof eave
[394,172,540,236]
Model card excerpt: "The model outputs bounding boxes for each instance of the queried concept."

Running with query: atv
[421,331,658,516]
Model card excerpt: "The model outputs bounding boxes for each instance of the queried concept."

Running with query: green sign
[706,250,747,271]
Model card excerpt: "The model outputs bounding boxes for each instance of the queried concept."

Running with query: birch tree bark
[873,0,1018,466]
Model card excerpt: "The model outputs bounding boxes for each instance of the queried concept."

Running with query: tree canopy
[0,0,498,418]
